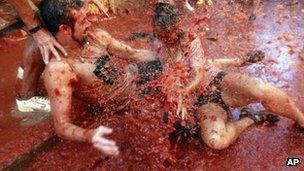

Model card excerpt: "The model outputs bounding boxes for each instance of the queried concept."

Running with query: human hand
[92,126,119,156]
[177,94,188,120]
[243,50,265,65]
[32,28,67,64]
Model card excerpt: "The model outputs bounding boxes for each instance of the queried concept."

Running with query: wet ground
[1,0,304,170]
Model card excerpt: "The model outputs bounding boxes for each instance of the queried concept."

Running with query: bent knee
[203,133,230,150]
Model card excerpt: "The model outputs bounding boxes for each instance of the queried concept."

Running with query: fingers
[50,45,61,61]
[39,46,46,64]
[92,136,116,146]
[92,126,113,146]
[44,46,50,64]
[94,142,119,156]
[31,28,66,63]
[92,126,119,156]
[96,126,113,136]
[54,41,68,57]
[41,43,67,65]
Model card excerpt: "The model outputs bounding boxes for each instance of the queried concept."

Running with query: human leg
[198,103,254,150]
[221,73,304,127]
[20,38,45,98]
[16,38,49,112]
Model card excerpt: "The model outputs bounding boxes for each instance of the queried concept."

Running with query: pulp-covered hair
[39,0,84,34]
[153,2,180,28]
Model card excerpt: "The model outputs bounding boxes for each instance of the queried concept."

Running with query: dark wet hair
[153,2,180,29]
[39,0,84,34]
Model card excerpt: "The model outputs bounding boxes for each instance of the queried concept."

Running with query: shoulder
[181,31,201,49]
[93,28,112,39]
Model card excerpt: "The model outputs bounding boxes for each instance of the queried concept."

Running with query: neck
[165,30,184,48]
[55,32,82,51]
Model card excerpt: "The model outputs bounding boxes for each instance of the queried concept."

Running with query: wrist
[86,129,96,143]
[29,24,43,34]
[240,57,249,66]
[28,10,43,34]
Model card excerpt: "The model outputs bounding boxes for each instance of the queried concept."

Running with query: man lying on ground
[152,2,304,150]
[36,0,160,156]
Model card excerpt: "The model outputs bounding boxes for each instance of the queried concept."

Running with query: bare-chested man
[152,2,304,150]
[38,0,159,156]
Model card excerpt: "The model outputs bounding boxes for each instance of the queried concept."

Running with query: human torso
[156,31,219,92]
[67,43,138,111]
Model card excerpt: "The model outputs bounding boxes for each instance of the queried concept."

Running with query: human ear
[59,25,72,35]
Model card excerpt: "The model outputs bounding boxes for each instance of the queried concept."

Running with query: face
[153,20,181,45]
[71,8,92,42]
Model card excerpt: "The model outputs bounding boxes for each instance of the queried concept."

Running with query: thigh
[220,73,265,107]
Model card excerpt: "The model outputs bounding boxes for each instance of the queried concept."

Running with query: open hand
[32,28,67,64]
[92,126,119,156]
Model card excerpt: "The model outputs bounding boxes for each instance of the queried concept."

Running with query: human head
[152,2,181,44]
[40,0,91,42]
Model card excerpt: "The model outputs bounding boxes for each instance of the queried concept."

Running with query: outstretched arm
[44,61,118,155]
[44,61,93,142]
[210,50,265,69]
[209,58,244,69]
[88,29,157,62]
[176,35,204,119]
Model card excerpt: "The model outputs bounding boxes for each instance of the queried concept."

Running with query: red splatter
[54,88,61,96]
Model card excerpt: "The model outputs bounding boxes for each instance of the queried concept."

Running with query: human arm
[209,58,244,69]
[210,50,265,69]
[88,30,157,62]
[44,61,118,155]
[176,65,202,119]
[8,0,67,63]
[176,36,204,119]
[8,0,39,30]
